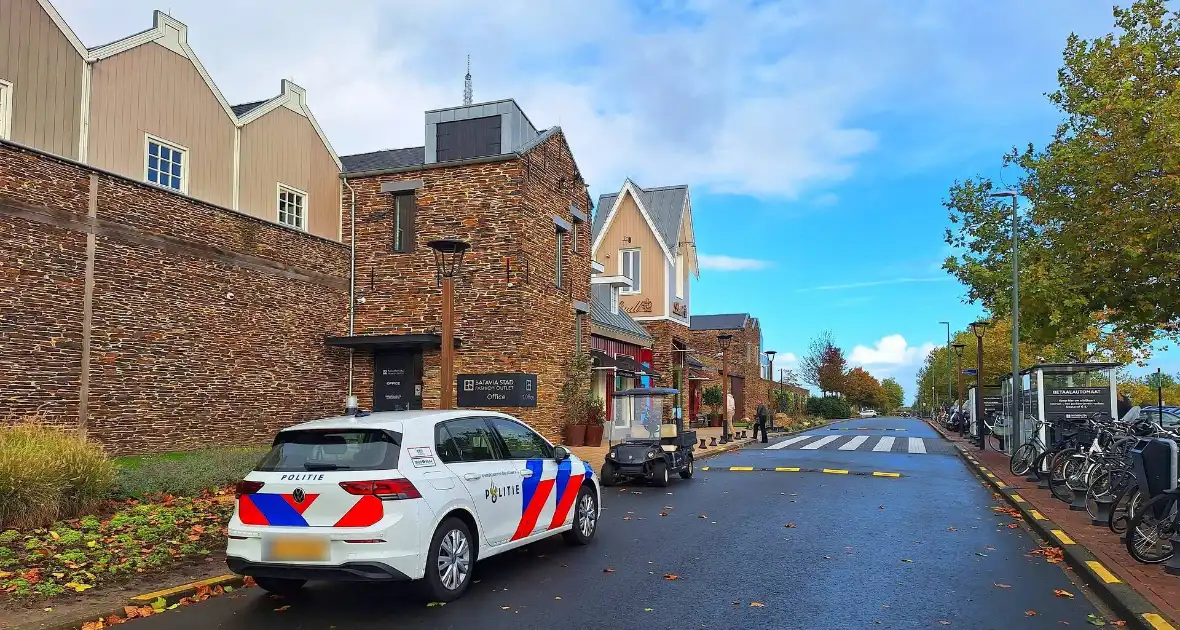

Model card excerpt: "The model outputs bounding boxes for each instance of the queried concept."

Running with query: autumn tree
[801,331,834,390]
[944,0,1179,354]
[880,378,905,413]
[817,345,848,396]
[844,367,883,409]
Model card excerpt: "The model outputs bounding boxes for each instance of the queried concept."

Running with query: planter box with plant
[583,396,606,447]
[558,353,593,447]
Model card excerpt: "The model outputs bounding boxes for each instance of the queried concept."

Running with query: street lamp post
[952,343,966,437]
[427,239,470,410]
[940,321,951,415]
[718,334,734,443]
[765,350,777,428]
[970,320,992,450]
[991,190,1021,446]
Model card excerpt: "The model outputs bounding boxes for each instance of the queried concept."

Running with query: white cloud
[801,277,951,292]
[698,254,773,271]
[848,334,936,398]
[47,0,1113,201]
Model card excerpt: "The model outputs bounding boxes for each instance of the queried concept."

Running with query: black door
[373,351,423,412]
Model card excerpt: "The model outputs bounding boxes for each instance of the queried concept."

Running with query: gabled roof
[231,100,269,117]
[234,80,341,169]
[341,147,427,173]
[591,284,652,343]
[690,313,750,331]
[592,180,690,263]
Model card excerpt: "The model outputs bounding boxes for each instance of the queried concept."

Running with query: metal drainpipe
[343,177,357,405]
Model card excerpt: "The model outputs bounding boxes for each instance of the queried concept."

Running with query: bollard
[740,430,747,439]
[1025,470,1040,483]
[709,437,718,447]
[1089,498,1114,526]
[1070,488,1088,511]
[1037,477,1051,490]
[699,438,707,449]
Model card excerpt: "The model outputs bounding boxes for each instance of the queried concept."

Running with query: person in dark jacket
[1117,392,1133,420]
[754,403,770,443]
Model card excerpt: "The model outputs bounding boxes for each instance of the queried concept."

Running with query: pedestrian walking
[754,402,770,443]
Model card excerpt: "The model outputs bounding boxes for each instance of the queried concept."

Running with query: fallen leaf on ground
[644,608,653,612]
[699,514,707,518]
[1007,523,1020,529]
[901,559,913,563]
[994,583,1011,589]
[985,546,995,551]
[622,516,632,520]
[603,568,616,573]
[1085,614,1106,626]
[1026,610,1038,617]
[664,574,679,580]
[1053,589,1074,599]
[750,602,765,608]
[879,506,885,509]
[426,602,446,608]
[938,621,951,626]
[947,527,957,531]
[501,606,511,610]
[976,552,988,557]
[555,596,562,600]
[1112,621,1126,627]
[785,523,796,528]
[659,512,668,517]
[274,606,291,612]
[663,506,674,510]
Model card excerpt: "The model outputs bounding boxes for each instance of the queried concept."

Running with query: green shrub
[806,396,852,420]
[0,422,117,529]
[116,449,268,499]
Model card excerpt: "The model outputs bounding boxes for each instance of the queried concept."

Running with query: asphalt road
[133,417,1110,629]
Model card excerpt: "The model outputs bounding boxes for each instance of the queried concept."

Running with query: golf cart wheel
[652,461,669,487]
[600,461,618,487]
[679,456,694,479]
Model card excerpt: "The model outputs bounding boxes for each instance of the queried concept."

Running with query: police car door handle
[463,473,481,481]
[518,469,533,478]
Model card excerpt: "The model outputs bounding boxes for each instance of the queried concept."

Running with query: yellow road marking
[1051,529,1076,545]
[872,472,901,477]
[995,481,1007,488]
[729,466,754,471]
[1143,613,1176,630]
[1010,494,1027,502]
[132,575,238,602]
[980,468,991,474]
[1085,561,1121,584]
[775,467,801,472]
[822,468,849,475]
[1029,510,1047,520]
[700,466,710,471]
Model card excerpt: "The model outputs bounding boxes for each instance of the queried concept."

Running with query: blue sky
[54,0,1177,399]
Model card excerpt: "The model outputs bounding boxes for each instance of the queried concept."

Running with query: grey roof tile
[591,284,652,342]
[689,313,749,331]
[231,100,269,117]
[340,147,427,174]
[592,181,688,254]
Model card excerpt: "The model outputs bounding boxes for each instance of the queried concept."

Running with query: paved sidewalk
[930,422,1180,626]
[570,425,757,466]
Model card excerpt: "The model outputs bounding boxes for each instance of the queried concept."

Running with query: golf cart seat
[659,424,678,451]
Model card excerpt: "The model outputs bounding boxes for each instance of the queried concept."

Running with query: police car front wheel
[562,487,598,546]
[420,517,474,602]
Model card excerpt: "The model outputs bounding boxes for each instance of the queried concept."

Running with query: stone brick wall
[344,130,591,440]
[0,141,352,454]
[639,319,691,420]
[683,317,765,421]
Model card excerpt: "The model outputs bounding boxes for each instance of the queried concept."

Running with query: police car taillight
[339,479,421,500]
[234,480,264,497]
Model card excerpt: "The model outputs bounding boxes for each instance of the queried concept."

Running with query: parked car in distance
[225,410,600,602]
[858,409,878,418]
[1141,405,1180,428]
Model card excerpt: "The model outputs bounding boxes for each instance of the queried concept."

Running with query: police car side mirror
[553,445,571,462]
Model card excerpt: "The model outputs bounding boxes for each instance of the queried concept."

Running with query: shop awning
[591,350,661,379]
[324,334,463,350]
[591,349,623,370]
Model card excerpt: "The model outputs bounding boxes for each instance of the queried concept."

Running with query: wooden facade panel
[238,106,341,241]
[593,191,666,318]
[88,43,234,208]
[0,0,82,158]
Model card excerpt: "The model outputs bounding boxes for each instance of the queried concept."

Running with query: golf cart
[600,387,696,487]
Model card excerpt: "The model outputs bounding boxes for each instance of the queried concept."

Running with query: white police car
[226,410,600,602]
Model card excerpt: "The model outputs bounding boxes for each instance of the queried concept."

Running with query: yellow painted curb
[1051,529,1076,545]
[995,481,1008,488]
[700,466,711,471]
[131,574,240,603]
[1085,560,1121,584]
[822,468,849,475]
[1029,510,1047,520]
[1010,494,1027,502]
[775,467,801,472]
[1144,613,1176,630]
[729,466,754,471]
[872,472,901,477]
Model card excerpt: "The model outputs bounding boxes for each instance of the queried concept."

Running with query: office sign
[457,373,538,407]
[1045,387,1109,421]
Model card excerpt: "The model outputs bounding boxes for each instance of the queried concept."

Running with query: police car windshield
[255,429,401,472]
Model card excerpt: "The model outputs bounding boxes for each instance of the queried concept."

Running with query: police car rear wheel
[421,517,474,602]
[563,487,598,546]
[254,577,305,598]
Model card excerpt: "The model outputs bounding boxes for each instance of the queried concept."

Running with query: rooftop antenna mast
[463,55,473,106]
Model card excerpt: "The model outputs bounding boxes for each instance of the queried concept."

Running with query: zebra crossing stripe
[840,436,870,450]
[766,434,816,450]
[800,435,841,450]
[907,438,926,454]
[873,436,895,452]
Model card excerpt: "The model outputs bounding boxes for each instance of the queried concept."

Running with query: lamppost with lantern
[427,239,470,410]
[765,350,777,427]
[970,320,991,450]
[718,334,734,443]
[952,343,966,437]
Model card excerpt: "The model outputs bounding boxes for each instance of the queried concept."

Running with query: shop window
[620,248,641,293]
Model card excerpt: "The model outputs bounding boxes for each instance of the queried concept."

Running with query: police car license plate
[263,536,329,562]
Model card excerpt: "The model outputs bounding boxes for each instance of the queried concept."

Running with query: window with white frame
[610,287,619,314]
[619,249,641,293]
[278,185,307,230]
[145,135,187,192]
[0,79,12,141]
[675,253,685,299]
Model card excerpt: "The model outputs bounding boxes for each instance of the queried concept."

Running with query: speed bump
[698,466,902,478]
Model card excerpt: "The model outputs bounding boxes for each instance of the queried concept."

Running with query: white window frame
[675,253,685,299]
[619,248,641,294]
[277,183,308,231]
[610,287,619,314]
[143,134,189,194]
[0,79,12,141]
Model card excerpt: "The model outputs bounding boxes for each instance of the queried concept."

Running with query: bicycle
[1125,487,1178,564]
[1010,417,1051,476]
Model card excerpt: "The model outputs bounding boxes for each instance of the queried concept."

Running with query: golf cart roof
[613,387,679,397]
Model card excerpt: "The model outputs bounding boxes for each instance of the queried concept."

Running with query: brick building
[685,313,767,422]
[588,266,655,439]
[334,99,592,440]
